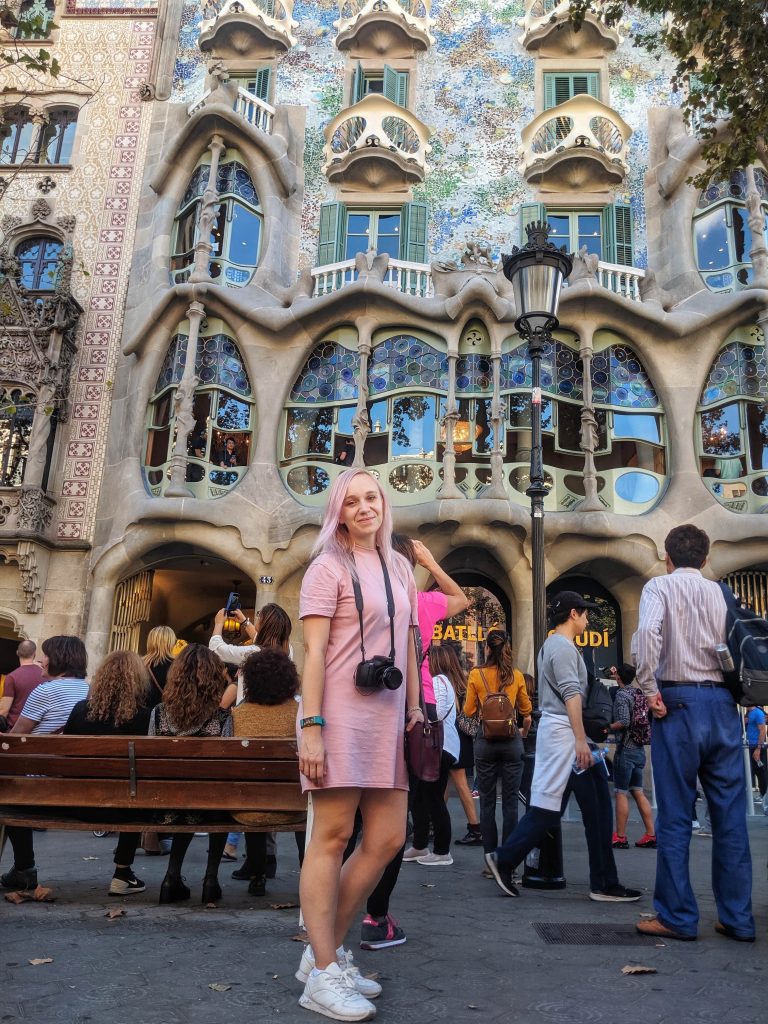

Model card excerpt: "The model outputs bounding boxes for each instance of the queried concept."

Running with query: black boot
[1,865,38,890]
[158,874,191,904]
[202,875,223,903]
[248,874,267,897]
[232,860,253,880]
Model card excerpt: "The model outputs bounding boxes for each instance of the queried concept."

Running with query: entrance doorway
[547,575,623,678]
[109,545,256,653]
[0,614,25,693]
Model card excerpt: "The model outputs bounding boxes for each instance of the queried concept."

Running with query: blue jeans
[613,744,645,793]
[652,686,754,937]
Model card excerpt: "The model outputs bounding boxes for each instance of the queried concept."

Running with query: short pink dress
[298,547,418,792]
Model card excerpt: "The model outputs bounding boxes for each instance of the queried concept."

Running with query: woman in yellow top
[464,628,532,863]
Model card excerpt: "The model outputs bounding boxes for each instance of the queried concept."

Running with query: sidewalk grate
[533,923,660,946]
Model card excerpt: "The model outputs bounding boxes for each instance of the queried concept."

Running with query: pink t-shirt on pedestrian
[2,663,43,729]
[417,590,448,704]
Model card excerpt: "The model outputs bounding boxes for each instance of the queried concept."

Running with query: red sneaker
[635,833,657,848]
[612,832,629,849]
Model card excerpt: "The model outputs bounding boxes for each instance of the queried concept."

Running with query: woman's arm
[412,540,469,619]
[299,615,331,782]
[463,670,479,716]
[405,626,424,731]
[220,682,237,710]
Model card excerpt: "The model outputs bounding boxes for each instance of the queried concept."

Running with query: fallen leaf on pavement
[467,1005,479,1011]
[28,958,53,966]
[208,983,231,992]
[621,965,657,975]
[290,932,309,943]
[420,883,435,889]
[106,908,125,919]
[270,902,298,910]
[33,886,54,902]
[638,912,655,919]
[4,892,25,905]
[82,856,99,861]
[204,902,218,909]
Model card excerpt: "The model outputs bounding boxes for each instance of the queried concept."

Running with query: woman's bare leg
[449,768,479,825]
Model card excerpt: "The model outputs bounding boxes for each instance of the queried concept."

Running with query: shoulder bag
[404,624,445,782]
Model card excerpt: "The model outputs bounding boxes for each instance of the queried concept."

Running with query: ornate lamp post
[502,221,572,889]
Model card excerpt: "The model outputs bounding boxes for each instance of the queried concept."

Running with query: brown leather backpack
[478,667,517,740]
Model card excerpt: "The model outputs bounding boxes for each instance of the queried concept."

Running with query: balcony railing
[520,95,631,189]
[323,95,431,188]
[199,0,298,52]
[187,86,275,136]
[311,257,434,298]
[335,0,434,52]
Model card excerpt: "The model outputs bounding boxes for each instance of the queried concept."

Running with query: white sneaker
[416,852,453,866]
[296,946,381,999]
[402,847,428,862]
[299,962,376,1021]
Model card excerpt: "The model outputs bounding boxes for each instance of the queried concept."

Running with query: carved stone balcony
[520,96,631,191]
[199,0,298,59]
[518,1,620,56]
[323,95,431,192]
[335,0,434,57]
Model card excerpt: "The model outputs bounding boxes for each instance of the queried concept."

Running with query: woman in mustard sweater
[464,628,532,862]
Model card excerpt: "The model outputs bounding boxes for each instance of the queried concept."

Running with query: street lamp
[502,220,572,890]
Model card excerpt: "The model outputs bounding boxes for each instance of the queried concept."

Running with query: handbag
[455,696,479,738]
[404,624,444,783]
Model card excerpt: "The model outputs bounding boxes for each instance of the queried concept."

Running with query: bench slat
[0,812,302,833]
[0,779,306,811]
[0,755,300,782]
[0,736,298,759]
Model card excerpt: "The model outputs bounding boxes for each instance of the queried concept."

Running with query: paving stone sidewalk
[1,803,764,1024]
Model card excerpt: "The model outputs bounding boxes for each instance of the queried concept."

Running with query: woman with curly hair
[230,647,305,897]
[148,643,233,904]
[64,651,153,896]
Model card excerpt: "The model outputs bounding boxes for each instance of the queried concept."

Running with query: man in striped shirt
[633,525,754,943]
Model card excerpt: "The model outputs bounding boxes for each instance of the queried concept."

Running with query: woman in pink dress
[295,469,423,1022]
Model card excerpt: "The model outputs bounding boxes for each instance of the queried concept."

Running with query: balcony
[518,1,620,56]
[520,95,631,191]
[188,85,275,135]
[311,256,434,297]
[199,0,297,59]
[323,95,431,192]
[335,0,434,56]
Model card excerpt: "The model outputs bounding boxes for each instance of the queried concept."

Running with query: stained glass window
[289,341,360,403]
[369,336,448,395]
[700,341,768,406]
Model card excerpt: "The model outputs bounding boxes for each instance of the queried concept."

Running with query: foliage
[568,1,768,187]
[1,4,61,78]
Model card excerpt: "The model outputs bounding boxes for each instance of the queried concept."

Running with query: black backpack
[719,582,768,707]
[546,666,613,742]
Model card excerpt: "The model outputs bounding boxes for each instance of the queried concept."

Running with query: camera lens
[382,665,403,690]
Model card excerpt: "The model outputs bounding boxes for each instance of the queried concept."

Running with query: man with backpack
[633,525,755,943]
[608,663,656,849]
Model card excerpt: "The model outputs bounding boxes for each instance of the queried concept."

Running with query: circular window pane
[564,474,605,496]
[510,468,553,493]
[614,472,660,504]
[185,463,205,483]
[147,469,163,485]
[751,476,768,497]
[439,467,467,483]
[388,464,434,493]
[209,470,238,486]
[287,465,330,496]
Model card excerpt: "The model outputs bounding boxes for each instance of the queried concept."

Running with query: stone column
[27,110,49,164]
[22,360,57,491]
[439,353,464,499]
[486,350,507,499]
[165,301,205,498]
[351,317,377,468]
[745,165,768,289]
[577,327,603,512]
[189,134,225,284]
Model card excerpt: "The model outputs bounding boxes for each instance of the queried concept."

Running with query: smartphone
[225,591,241,614]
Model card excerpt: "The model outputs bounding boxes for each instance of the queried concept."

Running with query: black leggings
[165,832,227,879]
[411,752,454,855]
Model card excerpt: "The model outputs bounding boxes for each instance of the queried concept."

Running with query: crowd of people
[0,469,762,1022]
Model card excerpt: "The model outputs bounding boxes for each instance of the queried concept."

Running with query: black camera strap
[350,549,397,664]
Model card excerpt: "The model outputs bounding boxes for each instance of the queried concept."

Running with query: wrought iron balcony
[518,1,620,54]
[199,0,298,57]
[323,95,431,191]
[334,0,434,54]
[520,95,631,191]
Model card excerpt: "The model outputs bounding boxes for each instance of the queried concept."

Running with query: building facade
[1,1,767,673]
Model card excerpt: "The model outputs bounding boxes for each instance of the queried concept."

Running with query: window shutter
[543,74,556,110]
[383,65,408,108]
[352,62,364,104]
[544,72,600,109]
[318,201,345,266]
[611,203,633,266]
[519,203,546,244]
[572,72,600,99]
[401,202,428,263]
[254,67,272,102]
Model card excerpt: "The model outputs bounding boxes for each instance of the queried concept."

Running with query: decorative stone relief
[0,495,17,527]
[17,487,54,534]
[57,214,77,234]
[16,540,50,614]
[30,198,52,221]
[37,176,57,194]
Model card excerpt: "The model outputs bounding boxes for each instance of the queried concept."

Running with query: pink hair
[312,469,404,580]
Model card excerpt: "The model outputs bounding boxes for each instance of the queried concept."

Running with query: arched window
[693,168,768,292]
[697,325,768,513]
[37,107,77,165]
[170,149,263,287]
[13,0,55,40]
[15,236,62,291]
[280,328,667,513]
[143,318,254,499]
[0,388,35,487]
[0,109,35,165]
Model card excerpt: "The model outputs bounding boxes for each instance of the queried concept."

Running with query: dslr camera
[355,655,403,693]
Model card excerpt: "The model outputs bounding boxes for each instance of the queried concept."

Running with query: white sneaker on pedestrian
[402,846,428,862]
[296,946,381,999]
[299,962,376,1021]
[416,852,453,866]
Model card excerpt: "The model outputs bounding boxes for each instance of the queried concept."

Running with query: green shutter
[519,203,546,244]
[254,67,271,102]
[383,65,408,108]
[609,203,633,266]
[572,73,599,99]
[318,201,345,266]
[400,202,428,263]
[543,72,600,109]
[352,62,364,104]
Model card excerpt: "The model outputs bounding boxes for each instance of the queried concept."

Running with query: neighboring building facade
[2,2,766,672]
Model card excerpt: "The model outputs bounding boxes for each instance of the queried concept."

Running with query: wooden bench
[0,735,305,846]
